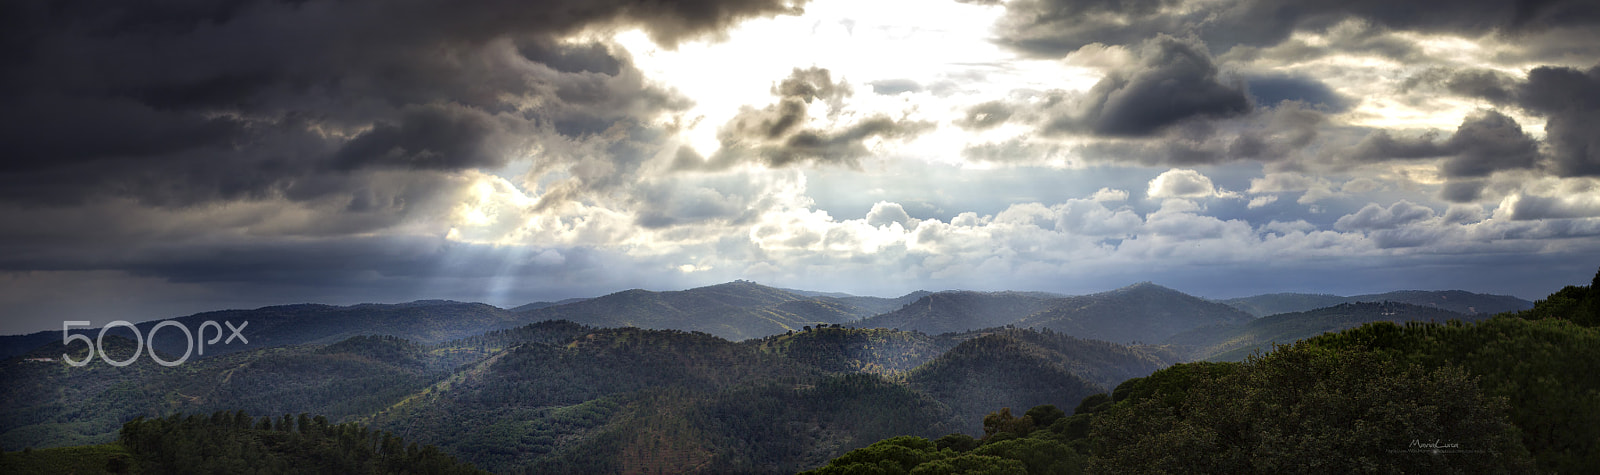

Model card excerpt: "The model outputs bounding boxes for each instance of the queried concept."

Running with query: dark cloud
[1246,74,1353,112]
[1347,110,1540,178]
[681,67,932,171]
[334,104,519,170]
[1438,180,1486,203]
[775,67,853,109]
[516,38,626,76]
[954,101,1016,130]
[1413,64,1600,177]
[1348,130,1450,161]
[994,0,1195,57]
[1036,35,1252,137]
[0,0,804,207]
[1406,68,1521,105]
[1517,65,1600,176]
[1437,111,1542,178]
[763,116,932,167]
[1067,97,1324,167]
[994,0,1600,58]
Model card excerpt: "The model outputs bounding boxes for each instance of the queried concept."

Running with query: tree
[1089,344,1533,473]
[907,454,1026,475]
[934,434,979,453]
[971,438,1081,474]
[1022,405,1065,427]
[981,408,1033,441]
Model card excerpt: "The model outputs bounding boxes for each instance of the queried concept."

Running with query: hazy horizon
[0,276,1548,336]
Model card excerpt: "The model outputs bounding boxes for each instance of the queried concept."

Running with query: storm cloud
[994,0,1600,58]
[1348,110,1540,178]
[1055,35,1253,137]
[0,0,805,206]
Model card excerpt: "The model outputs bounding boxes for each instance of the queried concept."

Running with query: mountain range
[0,279,1537,473]
[3,280,1533,361]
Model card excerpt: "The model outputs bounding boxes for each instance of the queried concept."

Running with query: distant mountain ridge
[2,281,1534,362]
[1219,290,1533,317]
[849,290,1059,335]
[1166,301,1487,361]
[512,280,881,341]
[847,283,1255,344]
[1017,282,1256,344]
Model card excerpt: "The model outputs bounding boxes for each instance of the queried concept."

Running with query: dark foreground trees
[1089,344,1531,473]
[118,411,484,474]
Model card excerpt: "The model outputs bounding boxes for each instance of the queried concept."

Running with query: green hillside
[751,326,954,374]
[851,291,1057,335]
[1017,282,1254,344]
[514,281,877,341]
[1165,301,1481,361]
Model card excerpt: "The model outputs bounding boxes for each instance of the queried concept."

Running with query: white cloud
[1261,220,1317,235]
[1491,177,1600,221]
[1247,172,1344,205]
[1091,187,1129,202]
[1248,172,1322,193]
[1500,193,1600,221]
[1248,195,1279,209]
[1334,201,1437,231]
[865,201,917,228]
[1148,169,1237,199]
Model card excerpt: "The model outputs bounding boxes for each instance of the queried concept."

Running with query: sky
[3,0,1600,334]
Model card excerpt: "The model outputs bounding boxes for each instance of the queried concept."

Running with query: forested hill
[1,322,1176,474]
[1015,282,1255,344]
[848,283,1254,344]
[0,332,475,451]
[1165,301,1484,361]
[809,269,1600,474]
[848,291,1059,335]
[512,280,883,341]
[1218,289,1533,317]
[355,325,1177,473]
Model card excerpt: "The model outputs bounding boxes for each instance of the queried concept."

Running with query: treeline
[118,411,484,474]
[812,268,1600,473]
[750,327,951,374]
[801,404,1085,474]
